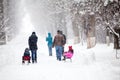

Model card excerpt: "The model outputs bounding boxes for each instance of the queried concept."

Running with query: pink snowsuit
[63,52,73,59]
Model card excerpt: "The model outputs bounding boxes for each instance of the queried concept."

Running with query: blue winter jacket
[46,33,53,46]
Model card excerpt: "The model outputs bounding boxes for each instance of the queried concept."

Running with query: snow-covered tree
[3,0,23,42]
[1,0,119,46]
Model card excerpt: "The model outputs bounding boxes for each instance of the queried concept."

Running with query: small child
[22,48,31,64]
[24,48,30,56]
[63,46,74,60]
[67,46,74,53]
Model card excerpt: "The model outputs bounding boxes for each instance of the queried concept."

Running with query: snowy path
[0,34,120,80]
[0,54,120,80]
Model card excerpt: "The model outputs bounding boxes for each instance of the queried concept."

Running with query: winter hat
[48,32,51,36]
[57,30,61,33]
[32,32,36,35]
[68,46,72,50]
[25,48,29,52]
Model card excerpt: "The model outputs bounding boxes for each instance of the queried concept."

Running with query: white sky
[21,13,35,34]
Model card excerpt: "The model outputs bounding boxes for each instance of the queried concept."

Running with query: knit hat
[68,46,72,50]
[32,32,36,35]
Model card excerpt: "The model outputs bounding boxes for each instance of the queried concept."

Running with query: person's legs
[31,50,34,63]
[49,46,52,56]
[57,46,63,61]
[55,46,59,60]
[34,50,37,63]
[31,50,37,63]
[62,46,64,55]
[62,46,66,60]
[48,45,52,56]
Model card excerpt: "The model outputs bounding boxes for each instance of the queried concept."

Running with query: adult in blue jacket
[28,32,38,63]
[46,32,53,56]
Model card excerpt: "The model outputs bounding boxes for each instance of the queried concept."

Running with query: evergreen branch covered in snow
[106,23,119,38]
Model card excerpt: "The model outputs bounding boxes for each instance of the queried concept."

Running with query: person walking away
[46,32,53,56]
[52,30,64,61]
[60,31,66,60]
[28,32,38,63]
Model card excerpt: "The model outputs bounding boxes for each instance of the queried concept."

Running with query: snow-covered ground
[0,33,120,80]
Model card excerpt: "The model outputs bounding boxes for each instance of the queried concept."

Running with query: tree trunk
[106,29,110,46]
[72,21,80,44]
[87,14,96,48]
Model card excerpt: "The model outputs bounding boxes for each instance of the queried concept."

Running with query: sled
[63,52,73,62]
[22,56,31,64]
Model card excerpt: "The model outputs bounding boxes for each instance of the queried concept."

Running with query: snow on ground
[0,33,120,80]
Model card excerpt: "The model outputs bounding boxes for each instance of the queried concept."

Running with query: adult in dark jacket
[60,31,66,45]
[28,32,38,63]
[60,31,66,60]
[46,32,53,56]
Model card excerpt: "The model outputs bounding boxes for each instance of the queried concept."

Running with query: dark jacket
[62,34,66,45]
[28,34,38,50]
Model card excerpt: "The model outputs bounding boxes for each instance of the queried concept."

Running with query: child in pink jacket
[63,46,74,60]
